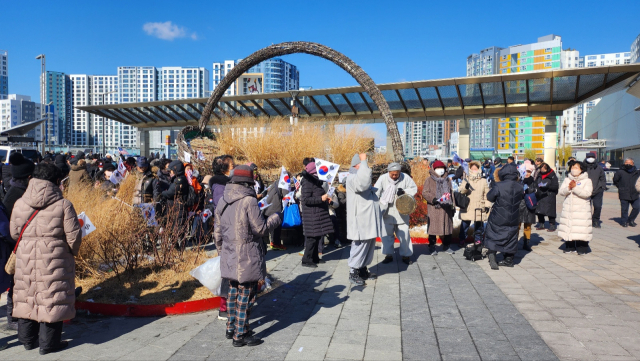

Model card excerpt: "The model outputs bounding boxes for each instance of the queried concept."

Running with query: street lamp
[45,101,52,152]
[97,91,117,156]
[35,54,45,154]
[288,90,300,126]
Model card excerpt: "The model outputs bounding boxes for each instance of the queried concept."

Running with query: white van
[0,146,40,164]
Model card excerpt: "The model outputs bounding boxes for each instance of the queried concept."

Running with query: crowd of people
[0,146,631,351]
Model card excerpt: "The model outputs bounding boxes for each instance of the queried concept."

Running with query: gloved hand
[465,182,471,190]
[397,188,405,196]
[484,207,490,213]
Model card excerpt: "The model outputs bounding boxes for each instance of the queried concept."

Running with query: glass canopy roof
[78,65,640,128]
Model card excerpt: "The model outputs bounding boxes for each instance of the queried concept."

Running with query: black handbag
[453,191,470,210]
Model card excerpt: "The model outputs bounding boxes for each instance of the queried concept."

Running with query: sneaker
[24,343,38,351]
[39,341,69,355]
[218,310,228,320]
[630,221,638,227]
[360,267,377,280]
[298,250,305,256]
[317,259,326,264]
[429,246,438,256]
[445,248,455,255]
[593,220,601,228]
[382,256,393,264]
[302,262,318,268]
[232,335,263,347]
[334,240,342,248]
[402,257,413,265]
[498,256,514,267]
[349,270,365,286]
[534,223,545,230]
[547,224,557,232]
[269,243,286,251]
[623,222,629,228]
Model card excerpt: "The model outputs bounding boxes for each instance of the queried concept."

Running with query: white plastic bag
[189,256,222,295]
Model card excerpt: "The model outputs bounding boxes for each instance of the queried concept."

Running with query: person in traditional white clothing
[375,162,418,265]
[347,153,383,286]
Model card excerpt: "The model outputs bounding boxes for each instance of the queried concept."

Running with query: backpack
[0,202,12,244]
[185,185,198,208]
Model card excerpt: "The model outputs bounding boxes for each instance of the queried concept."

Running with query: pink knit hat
[305,162,317,175]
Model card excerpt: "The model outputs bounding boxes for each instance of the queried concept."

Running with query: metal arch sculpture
[197,41,405,161]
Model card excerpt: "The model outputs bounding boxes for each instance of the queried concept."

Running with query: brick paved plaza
[1,192,640,360]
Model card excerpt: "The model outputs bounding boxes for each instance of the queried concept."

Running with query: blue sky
[2,0,639,145]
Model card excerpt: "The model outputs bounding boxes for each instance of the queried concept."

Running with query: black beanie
[9,153,35,179]
[169,160,185,175]
[77,151,86,160]
[55,154,66,165]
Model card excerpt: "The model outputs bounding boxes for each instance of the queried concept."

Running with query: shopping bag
[189,256,223,295]
[282,203,302,228]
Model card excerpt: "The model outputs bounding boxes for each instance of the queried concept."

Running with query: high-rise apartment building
[632,34,640,63]
[0,95,45,140]
[70,75,92,146]
[212,58,299,95]
[403,120,446,158]
[158,67,209,100]
[559,51,631,145]
[496,35,566,157]
[45,71,71,145]
[91,75,124,149]
[0,50,7,100]
[466,47,503,150]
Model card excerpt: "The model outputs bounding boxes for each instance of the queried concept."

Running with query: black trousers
[18,319,63,350]
[271,225,282,246]
[302,236,321,264]
[537,215,556,225]
[428,234,452,249]
[591,191,603,222]
[6,281,14,324]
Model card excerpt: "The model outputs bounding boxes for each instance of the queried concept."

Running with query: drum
[396,194,417,215]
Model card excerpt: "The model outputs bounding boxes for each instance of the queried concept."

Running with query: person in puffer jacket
[11,163,82,354]
[214,165,281,347]
[484,164,524,269]
[558,161,593,255]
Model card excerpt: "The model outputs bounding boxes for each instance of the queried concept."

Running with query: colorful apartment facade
[496,35,563,157]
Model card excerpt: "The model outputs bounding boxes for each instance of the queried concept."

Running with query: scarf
[431,172,452,205]
[626,165,637,173]
[541,170,553,180]
[380,174,400,204]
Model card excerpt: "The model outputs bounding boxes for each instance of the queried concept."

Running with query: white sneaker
[335,240,342,247]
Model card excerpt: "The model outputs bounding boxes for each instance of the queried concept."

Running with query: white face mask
[586,158,595,163]
[571,169,581,177]
[435,168,445,176]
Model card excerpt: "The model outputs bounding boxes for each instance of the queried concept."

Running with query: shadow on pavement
[250,270,347,339]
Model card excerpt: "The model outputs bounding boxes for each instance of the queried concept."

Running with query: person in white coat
[558,161,593,255]
[347,153,383,286]
[375,162,418,265]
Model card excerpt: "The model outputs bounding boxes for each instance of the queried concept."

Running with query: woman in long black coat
[484,164,524,270]
[534,163,559,232]
[300,162,334,267]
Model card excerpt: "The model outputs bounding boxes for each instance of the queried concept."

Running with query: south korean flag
[315,159,340,184]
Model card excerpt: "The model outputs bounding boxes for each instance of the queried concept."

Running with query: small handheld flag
[315,158,340,184]
[77,212,97,238]
[278,166,290,190]
[338,172,349,184]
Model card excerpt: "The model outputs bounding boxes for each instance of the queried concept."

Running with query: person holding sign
[10,163,82,355]
[375,162,418,265]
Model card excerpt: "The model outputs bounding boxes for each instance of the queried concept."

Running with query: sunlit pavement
[2,192,639,360]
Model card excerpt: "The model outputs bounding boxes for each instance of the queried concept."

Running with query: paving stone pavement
[477,191,640,361]
[1,191,639,360]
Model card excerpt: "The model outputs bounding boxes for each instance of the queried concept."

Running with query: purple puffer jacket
[214,183,280,283]
[209,174,230,209]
